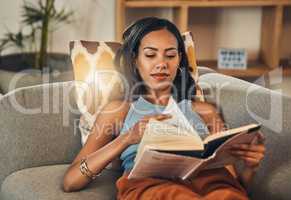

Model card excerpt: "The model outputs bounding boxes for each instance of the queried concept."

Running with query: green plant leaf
[22,1,45,25]
[0,0,73,69]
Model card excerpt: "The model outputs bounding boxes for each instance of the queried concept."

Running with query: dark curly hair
[115,17,196,102]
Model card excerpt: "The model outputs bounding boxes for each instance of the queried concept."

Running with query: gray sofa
[1,71,291,200]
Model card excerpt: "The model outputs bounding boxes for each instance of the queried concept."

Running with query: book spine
[181,161,204,180]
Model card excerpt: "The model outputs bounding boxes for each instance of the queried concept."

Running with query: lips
[151,73,169,77]
[150,73,169,81]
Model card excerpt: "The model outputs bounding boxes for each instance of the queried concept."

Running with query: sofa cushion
[0,69,74,95]
[1,164,122,200]
[0,81,82,186]
[0,69,43,94]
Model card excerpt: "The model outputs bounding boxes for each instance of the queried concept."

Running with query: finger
[256,132,266,144]
[230,143,264,151]
[140,116,155,123]
[230,150,263,159]
[251,131,265,144]
[150,114,172,121]
[139,122,147,130]
[230,149,265,161]
[235,145,265,154]
[157,114,172,118]
[237,156,261,166]
[142,114,171,121]
[231,144,265,153]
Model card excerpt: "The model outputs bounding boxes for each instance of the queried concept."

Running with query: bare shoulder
[70,100,131,165]
[95,100,131,126]
[81,100,130,148]
[101,100,131,115]
[191,100,225,134]
[191,100,218,115]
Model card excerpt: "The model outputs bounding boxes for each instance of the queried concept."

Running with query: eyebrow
[143,47,178,51]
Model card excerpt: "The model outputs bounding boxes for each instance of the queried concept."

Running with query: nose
[155,60,168,71]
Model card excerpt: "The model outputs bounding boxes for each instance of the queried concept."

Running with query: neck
[144,88,172,106]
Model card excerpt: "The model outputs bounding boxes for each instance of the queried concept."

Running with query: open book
[128,97,261,180]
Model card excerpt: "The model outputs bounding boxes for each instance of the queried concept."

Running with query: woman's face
[135,29,180,94]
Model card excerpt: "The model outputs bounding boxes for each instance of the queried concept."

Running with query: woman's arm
[229,133,265,188]
[191,101,226,134]
[62,100,172,192]
[62,100,130,192]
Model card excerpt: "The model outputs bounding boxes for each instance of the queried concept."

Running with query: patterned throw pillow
[70,41,125,145]
[70,31,203,145]
[182,31,205,102]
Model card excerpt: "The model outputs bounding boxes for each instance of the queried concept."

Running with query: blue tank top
[119,96,209,172]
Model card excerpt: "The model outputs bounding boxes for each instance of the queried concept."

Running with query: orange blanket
[116,168,248,200]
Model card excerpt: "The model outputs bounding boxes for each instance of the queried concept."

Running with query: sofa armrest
[0,85,3,98]
[197,66,216,76]
[199,73,291,199]
[0,81,82,186]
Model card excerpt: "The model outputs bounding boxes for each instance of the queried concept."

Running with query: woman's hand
[230,131,266,171]
[125,114,172,145]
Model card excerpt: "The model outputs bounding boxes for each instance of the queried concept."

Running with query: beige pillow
[182,32,204,102]
[70,41,125,144]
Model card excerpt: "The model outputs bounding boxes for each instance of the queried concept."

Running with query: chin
[151,84,172,92]
[144,79,173,92]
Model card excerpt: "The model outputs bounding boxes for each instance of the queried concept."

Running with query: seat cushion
[1,164,122,200]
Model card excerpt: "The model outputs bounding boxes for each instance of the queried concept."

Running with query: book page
[129,148,202,180]
[203,123,260,144]
[135,120,204,162]
[161,96,202,141]
[204,130,259,169]
[184,130,260,179]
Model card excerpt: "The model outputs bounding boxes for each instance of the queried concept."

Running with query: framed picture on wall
[218,48,247,70]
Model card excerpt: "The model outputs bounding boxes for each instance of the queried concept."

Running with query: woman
[63,17,265,199]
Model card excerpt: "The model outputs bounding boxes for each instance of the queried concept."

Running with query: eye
[145,54,155,58]
[166,54,177,59]
[165,50,178,59]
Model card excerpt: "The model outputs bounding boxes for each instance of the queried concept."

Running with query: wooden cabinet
[116,0,291,78]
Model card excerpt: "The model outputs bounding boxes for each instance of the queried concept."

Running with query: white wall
[0,0,23,42]
[51,0,115,53]
[126,7,262,60]
[0,0,116,54]
[126,7,291,61]
[189,7,262,60]
[0,1,290,61]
